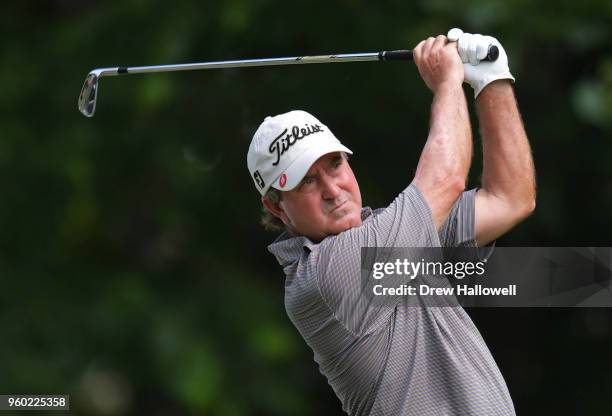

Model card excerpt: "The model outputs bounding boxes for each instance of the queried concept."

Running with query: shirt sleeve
[438,188,478,247]
[438,188,495,261]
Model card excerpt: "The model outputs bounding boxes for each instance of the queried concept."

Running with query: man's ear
[262,194,288,225]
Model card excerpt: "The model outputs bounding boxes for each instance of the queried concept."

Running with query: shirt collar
[267,207,374,267]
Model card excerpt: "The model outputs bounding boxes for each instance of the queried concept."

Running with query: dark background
[1,1,611,414]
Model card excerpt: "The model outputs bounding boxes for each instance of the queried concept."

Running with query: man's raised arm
[454,30,536,245]
[412,35,473,229]
[475,82,536,245]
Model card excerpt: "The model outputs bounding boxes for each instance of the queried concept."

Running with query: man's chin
[329,211,362,233]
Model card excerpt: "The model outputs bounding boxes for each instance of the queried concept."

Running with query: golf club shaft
[99,51,413,77]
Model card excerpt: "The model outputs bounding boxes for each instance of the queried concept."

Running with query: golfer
[247,29,535,416]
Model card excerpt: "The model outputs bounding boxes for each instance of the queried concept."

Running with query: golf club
[78,46,499,118]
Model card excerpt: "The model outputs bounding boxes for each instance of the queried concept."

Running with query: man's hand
[413,35,464,94]
[447,28,515,98]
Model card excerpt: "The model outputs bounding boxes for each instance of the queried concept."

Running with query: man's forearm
[429,83,472,155]
[414,83,472,227]
[477,81,536,210]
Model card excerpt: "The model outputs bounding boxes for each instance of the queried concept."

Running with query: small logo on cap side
[279,173,287,188]
[253,170,265,189]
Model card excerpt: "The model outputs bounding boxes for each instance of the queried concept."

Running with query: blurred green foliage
[0,0,611,415]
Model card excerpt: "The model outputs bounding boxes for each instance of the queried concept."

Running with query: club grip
[379,50,413,61]
[379,45,499,62]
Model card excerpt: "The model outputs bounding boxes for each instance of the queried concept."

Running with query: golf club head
[78,71,101,117]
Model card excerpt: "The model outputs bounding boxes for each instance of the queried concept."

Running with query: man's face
[268,152,363,241]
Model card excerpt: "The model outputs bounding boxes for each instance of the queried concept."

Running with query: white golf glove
[447,28,515,98]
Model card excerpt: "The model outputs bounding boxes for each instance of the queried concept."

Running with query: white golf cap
[247,110,352,196]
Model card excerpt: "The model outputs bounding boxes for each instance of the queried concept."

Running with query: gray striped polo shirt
[268,184,515,416]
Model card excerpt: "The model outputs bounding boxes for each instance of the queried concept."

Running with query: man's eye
[333,158,343,168]
[302,177,315,186]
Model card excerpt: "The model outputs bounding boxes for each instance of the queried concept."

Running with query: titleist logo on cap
[269,124,324,166]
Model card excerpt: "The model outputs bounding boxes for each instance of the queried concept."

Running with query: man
[247,29,536,416]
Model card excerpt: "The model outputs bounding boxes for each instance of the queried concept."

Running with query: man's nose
[321,176,341,200]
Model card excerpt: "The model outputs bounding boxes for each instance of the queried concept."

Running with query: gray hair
[261,187,285,231]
